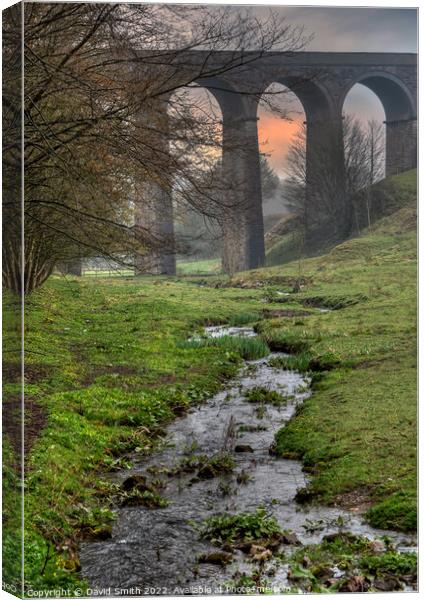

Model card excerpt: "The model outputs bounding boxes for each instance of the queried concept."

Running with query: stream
[80,326,416,595]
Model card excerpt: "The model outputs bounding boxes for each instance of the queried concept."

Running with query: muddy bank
[80,327,416,595]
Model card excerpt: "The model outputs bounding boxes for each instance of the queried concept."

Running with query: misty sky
[263,6,417,53]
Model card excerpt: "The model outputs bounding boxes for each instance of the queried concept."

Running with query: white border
[0,2,420,600]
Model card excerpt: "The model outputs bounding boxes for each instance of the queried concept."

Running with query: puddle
[189,325,257,342]
[80,326,416,595]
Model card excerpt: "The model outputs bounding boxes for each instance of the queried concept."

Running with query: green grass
[265,169,417,267]
[2,169,417,593]
[266,230,306,267]
[359,551,417,576]
[176,258,221,275]
[244,386,289,406]
[287,532,417,593]
[233,170,417,531]
[268,352,313,373]
[228,312,260,326]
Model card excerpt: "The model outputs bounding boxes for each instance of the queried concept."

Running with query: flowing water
[80,326,416,595]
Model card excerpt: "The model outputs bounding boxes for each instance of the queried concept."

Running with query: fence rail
[82,268,135,278]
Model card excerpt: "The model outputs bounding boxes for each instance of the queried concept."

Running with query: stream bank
[80,326,416,594]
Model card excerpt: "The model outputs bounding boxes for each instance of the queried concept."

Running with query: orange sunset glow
[257,111,303,176]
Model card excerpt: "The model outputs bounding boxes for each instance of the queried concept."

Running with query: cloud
[251,6,417,53]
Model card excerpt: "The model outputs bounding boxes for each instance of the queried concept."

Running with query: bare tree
[3,2,309,293]
[346,119,385,229]
[283,115,385,241]
[260,153,281,200]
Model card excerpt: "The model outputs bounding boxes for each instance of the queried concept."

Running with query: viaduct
[71,51,418,276]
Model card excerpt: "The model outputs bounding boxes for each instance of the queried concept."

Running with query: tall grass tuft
[179,335,269,360]
[269,352,312,373]
[228,312,260,326]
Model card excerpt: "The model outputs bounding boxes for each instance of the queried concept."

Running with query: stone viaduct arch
[132,52,417,276]
[339,71,416,175]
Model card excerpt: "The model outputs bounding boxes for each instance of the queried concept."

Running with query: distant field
[79,260,221,278]
[177,258,221,275]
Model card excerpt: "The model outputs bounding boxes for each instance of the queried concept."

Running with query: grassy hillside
[2,170,416,592]
[266,169,417,267]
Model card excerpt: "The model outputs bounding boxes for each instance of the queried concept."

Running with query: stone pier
[133,97,176,276]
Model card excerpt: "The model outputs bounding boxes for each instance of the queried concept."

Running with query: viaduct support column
[220,99,264,274]
[385,118,417,176]
[305,111,349,238]
[134,98,176,276]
